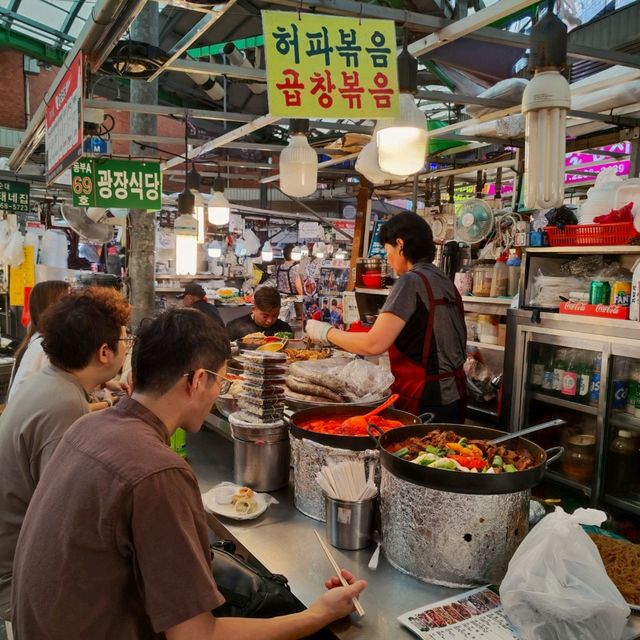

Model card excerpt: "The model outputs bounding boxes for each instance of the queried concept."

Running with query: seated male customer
[226,286,292,342]
[11,308,366,639]
[180,282,223,325]
[0,286,131,631]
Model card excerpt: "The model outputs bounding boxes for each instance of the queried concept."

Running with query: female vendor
[306,212,467,423]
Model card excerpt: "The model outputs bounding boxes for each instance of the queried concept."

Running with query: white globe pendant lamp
[522,7,570,210]
[261,240,273,262]
[356,141,409,184]
[375,43,427,176]
[280,119,318,197]
[291,245,303,261]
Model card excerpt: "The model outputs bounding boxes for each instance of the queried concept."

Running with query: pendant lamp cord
[184,116,189,188]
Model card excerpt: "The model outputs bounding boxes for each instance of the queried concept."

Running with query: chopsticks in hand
[313,530,365,617]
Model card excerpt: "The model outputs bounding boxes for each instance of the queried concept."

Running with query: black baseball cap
[177,283,206,299]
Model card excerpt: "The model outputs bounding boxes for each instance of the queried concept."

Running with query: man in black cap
[179,284,223,326]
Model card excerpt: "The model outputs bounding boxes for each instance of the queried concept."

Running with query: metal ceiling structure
[3,0,640,201]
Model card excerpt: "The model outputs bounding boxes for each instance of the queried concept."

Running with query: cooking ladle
[488,418,566,445]
[340,394,400,430]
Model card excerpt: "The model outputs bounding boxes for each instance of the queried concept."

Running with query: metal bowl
[214,395,238,418]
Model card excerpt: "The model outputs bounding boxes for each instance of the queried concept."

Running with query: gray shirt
[382,263,467,406]
[0,365,89,620]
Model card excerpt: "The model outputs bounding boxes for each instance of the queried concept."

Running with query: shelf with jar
[505,312,640,530]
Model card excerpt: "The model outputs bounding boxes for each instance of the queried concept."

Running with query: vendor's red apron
[389,270,467,416]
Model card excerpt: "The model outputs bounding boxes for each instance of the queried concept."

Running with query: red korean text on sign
[368,72,394,109]
[276,69,305,107]
[338,71,365,110]
[310,70,336,109]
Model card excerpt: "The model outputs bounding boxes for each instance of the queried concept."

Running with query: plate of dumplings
[202,484,269,520]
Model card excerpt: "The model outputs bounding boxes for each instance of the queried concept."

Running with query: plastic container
[477,314,498,345]
[544,222,638,247]
[490,257,508,297]
[472,260,495,297]
[325,494,376,550]
[362,272,382,288]
[454,269,473,296]
[507,256,521,297]
[465,313,479,342]
[612,178,640,220]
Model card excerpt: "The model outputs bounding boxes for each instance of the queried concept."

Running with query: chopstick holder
[313,530,365,617]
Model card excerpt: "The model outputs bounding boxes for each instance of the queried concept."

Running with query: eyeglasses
[184,369,233,395]
[118,334,136,350]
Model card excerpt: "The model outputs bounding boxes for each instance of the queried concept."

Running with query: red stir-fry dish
[386,429,536,473]
[298,415,404,437]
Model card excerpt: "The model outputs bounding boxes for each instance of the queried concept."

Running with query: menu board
[398,586,520,640]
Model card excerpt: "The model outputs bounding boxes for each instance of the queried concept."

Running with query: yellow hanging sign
[263,10,400,119]
[9,245,36,307]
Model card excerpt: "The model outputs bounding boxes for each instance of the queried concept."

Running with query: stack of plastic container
[228,350,289,491]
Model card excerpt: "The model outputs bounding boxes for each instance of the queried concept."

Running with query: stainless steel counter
[186,427,640,640]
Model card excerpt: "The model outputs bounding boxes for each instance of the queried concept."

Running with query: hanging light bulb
[522,7,570,209]
[356,141,409,183]
[207,240,222,259]
[315,242,325,259]
[291,245,303,261]
[280,119,318,197]
[261,240,273,262]
[375,41,427,176]
[208,176,231,225]
[335,247,348,261]
[174,214,198,275]
[300,245,309,258]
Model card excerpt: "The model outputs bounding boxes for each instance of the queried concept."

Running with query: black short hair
[379,212,436,263]
[283,244,294,261]
[254,286,281,312]
[132,308,231,395]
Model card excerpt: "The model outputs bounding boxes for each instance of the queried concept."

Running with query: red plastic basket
[544,222,639,247]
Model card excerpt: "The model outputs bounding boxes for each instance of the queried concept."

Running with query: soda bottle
[589,353,602,407]
[612,358,629,412]
[531,346,545,389]
[553,349,567,397]
[577,353,592,405]
[542,347,555,393]
[626,362,640,415]
[561,351,579,399]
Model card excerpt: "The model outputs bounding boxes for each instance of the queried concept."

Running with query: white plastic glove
[305,319,332,345]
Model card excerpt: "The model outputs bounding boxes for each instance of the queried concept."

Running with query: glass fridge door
[520,334,605,499]
[603,353,640,517]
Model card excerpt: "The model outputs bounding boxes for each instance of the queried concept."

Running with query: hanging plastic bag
[4,231,24,267]
[500,507,630,640]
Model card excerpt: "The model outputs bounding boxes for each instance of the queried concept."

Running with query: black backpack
[210,541,305,618]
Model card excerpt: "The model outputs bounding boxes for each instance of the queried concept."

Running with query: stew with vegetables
[298,415,404,437]
[387,429,536,473]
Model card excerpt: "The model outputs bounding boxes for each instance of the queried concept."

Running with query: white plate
[202,487,269,520]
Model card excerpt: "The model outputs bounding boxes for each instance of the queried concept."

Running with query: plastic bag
[3,231,24,267]
[500,507,630,640]
[334,358,395,401]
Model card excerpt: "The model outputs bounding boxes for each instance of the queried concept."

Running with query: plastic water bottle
[589,353,602,407]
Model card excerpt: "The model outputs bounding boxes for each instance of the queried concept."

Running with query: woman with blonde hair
[7,280,70,403]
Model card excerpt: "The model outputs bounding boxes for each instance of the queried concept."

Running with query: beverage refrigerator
[503,309,640,520]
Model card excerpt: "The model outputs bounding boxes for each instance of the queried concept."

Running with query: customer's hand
[305,319,332,345]
[307,569,367,623]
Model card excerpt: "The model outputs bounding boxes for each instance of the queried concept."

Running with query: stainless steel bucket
[233,437,290,492]
[325,495,375,550]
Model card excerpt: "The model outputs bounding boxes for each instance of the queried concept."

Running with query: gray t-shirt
[382,263,467,406]
[0,365,89,620]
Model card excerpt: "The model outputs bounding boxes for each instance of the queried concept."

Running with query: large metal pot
[287,405,421,521]
[370,423,562,588]
[289,405,422,451]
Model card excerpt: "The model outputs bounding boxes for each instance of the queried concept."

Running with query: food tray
[239,350,287,364]
[238,394,285,409]
[237,405,284,421]
[242,376,287,390]
[544,222,638,247]
[241,364,288,377]
[284,392,391,412]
